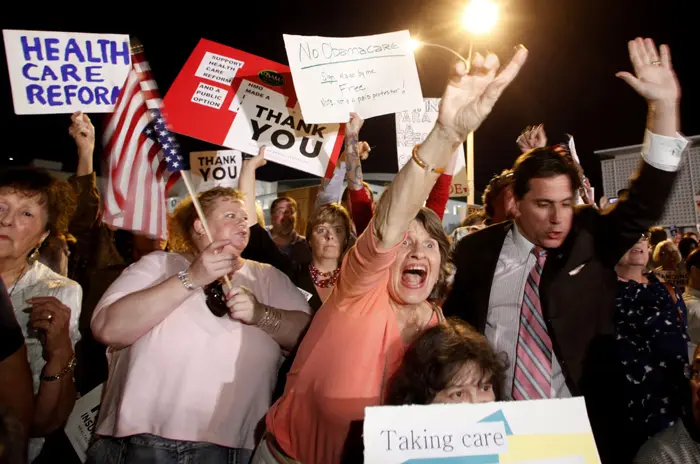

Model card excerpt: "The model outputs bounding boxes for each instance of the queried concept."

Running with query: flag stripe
[102,48,183,240]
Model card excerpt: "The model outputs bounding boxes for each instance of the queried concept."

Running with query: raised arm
[344,113,374,234]
[67,112,100,234]
[374,49,529,248]
[239,149,296,277]
[600,38,687,266]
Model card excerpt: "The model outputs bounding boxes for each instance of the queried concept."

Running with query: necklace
[7,263,29,300]
[309,263,340,288]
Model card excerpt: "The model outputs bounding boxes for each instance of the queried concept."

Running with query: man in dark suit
[444,38,688,462]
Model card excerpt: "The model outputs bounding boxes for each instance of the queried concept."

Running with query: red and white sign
[163,39,344,177]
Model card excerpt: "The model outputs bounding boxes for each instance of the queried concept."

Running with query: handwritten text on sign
[189,150,242,193]
[283,31,422,123]
[396,98,467,197]
[2,30,131,115]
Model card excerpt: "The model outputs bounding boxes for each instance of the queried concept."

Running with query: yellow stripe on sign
[499,433,600,463]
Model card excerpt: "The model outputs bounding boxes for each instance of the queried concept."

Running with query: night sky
[1,0,696,200]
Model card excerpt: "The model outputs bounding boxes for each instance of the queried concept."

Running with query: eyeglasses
[203,281,228,317]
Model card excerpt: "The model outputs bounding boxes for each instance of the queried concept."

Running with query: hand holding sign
[438,47,529,142]
[245,145,268,170]
[358,141,371,160]
[68,112,95,159]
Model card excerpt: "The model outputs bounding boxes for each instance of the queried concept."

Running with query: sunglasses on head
[641,231,651,241]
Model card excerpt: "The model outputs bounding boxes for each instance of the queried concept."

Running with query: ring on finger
[651,60,662,66]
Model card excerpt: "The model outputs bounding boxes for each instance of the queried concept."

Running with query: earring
[28,247,40,263]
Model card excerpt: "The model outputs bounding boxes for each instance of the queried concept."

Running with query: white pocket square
[569,264,586,276]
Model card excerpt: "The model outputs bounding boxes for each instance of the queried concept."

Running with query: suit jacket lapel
[471,222,512,331]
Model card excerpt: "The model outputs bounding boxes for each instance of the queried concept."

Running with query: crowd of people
[1,37,699,464]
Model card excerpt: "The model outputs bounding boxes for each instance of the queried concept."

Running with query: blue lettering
[64,85,78,105]
[64,38,85,62]
[40,66,58,81]
[94,87,109,104]
[85,41,101,63]
[47,85,63,106]
[110,85,121,104]
[20,36,43,60]
[78,87,94,104]
[45,38,60,61]
[61,64,80,82]
[111,40,130,65]
[85,66,103,82]
[21,63,39,81]
[97,39,109,62]
[26,85,46,104]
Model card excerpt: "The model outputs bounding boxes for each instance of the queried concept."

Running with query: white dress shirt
[486,224,571,400]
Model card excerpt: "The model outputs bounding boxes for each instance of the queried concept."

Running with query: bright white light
[409,38,422,52]
[8,157,13,161]
[462,0,498,35]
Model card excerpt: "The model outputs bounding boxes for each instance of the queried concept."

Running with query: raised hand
[616,38,679,104]
[438,46,529,142]
[244,145,268,171]
[68,111,95,158]
[346,112,364,135]
[516,124,547,153]
[357,141,371,160]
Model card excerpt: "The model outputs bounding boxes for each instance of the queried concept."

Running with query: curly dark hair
[384,318,507,405]
[0,167,76,242]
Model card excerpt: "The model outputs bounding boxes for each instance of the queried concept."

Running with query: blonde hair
[653,239,681,265]
[168,187,245,253]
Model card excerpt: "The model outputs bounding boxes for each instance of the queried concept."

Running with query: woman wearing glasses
[87,187,311,464]
[614,230,691,461]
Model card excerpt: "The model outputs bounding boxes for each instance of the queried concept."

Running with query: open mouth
[401,264,428,288]
[630,247,645,254]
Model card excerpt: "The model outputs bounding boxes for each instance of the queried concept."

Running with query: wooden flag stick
[180,170,233,290]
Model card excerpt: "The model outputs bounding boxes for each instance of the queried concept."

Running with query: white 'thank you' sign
[3,30,131,115]
[283,30,423,123]
[189,150,242,193]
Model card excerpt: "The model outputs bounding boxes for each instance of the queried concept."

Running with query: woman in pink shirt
[255,48,529,464]
[87,187,311,464]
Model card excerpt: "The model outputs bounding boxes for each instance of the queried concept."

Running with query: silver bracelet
[177,269,197,291]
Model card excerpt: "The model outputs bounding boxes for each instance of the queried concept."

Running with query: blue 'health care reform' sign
[3,29,131,115]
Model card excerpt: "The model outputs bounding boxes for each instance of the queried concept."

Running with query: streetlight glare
[409,38,422,52]
[462,0,498,35]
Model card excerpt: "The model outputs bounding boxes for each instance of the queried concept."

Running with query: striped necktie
[512,246,552,400]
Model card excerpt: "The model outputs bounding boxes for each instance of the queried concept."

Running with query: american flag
[102,44,187,239]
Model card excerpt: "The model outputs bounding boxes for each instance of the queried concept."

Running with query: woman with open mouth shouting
[255,45,529,464]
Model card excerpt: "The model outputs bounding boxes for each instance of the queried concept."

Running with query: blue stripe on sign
[402,455,500,464]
